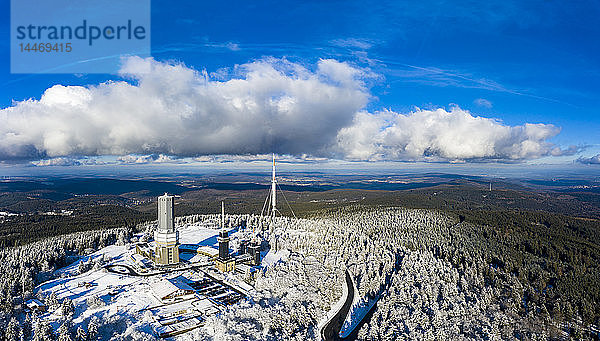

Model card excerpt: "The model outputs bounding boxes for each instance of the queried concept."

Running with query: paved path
[320,269,355,341]
[104,262,210,277]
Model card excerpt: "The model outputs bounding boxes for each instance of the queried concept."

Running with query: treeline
[455,209,600,326]
[0,205,153,247]
[283,185,600,219]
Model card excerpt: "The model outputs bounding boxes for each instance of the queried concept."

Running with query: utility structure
[270,153,277,234]
[215,201,236,272]
[260,153,279,234]
[154,193,179,265]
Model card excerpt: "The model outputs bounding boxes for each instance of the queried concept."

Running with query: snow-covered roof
[151,275,195,300]
[188,254,208,263]
[197,246,219,257]
[131,253,146,262]
[25,298,45,308]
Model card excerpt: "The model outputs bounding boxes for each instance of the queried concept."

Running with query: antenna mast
[270,153,277,232]
[221,201,225,230]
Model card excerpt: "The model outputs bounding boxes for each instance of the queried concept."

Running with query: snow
[38,259,159,329]
[261,249,290,267]
[177,223,221,246]
[33,220,256,339]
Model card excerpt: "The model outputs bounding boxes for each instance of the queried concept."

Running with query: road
[320,269,355,341]
[104,262,211,277]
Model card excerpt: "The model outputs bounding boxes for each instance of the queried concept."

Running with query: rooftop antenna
[221,201,225,230]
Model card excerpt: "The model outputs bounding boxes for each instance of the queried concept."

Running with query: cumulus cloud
[0,56,368,161]
[31,157,83,167]
[577,154,600,164]
[116,154,177,164]
[193,153,328,164]
[334,107,567,161]
[30,157,103,167]
[0,56,572,163]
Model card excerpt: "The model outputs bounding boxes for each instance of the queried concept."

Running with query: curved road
[104,264,144,276]
[321,269,355,341]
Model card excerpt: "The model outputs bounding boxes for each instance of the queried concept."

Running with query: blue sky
[0,0,599,169]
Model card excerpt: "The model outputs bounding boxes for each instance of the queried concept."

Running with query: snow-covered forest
[0,206,596,340]
[186,206,564,340]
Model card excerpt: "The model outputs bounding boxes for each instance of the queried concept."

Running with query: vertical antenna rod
[221,201,225,230]
[271,153,277,229]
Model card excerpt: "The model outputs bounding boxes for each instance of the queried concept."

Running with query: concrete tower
[154,193,179,265]
[217,202,229,260]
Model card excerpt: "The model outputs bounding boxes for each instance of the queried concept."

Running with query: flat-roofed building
[151,275,195,302]
[25,298,46,313]
[197,246,219,259]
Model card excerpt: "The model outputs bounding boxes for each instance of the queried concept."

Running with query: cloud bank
[0,56,572,163]
[335,108,575,161]
[577,154,600,164]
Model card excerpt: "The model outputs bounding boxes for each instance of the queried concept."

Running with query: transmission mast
[270,153,277,233]
[221,201,225,230]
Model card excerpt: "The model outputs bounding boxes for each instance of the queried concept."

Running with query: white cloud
[334,107,566,161]
[0,56,368,160]
[330,38,374,50]
[0,56,572,163]
[30,157,103,167]
[192,153,328,164]
[116,154,177,164]
[577,154,600,164]
[31,157,82,167]
[474,98,492,108]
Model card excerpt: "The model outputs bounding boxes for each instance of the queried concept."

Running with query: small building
[197,246,219,259]
[25,299,46,313]
[215,257,236,272]
[235,253,252,264]
[152,275,195,302]
[248,242,261,266]
[136,242,153,259]
[239,239,249,255]
[153,317,204,338]
[234,263,257,279]
[130,253,152,271]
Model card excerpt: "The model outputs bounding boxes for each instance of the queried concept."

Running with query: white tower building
[154,193,179,265]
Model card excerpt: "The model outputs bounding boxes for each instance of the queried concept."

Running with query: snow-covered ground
[36,243,159,337]
[261,249,290,267]
[33,222,261,339]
